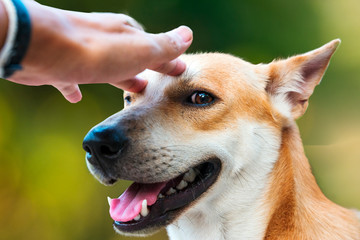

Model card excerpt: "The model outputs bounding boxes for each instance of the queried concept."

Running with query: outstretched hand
[4,0,193,103]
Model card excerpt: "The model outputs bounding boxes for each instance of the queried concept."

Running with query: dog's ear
[265,39,340,119]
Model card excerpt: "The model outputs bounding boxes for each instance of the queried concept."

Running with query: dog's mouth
[108,158,221,234]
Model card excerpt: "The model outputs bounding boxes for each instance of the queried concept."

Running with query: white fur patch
[268,71,305,120]
[270,94,293,119]
[166,120,281,240]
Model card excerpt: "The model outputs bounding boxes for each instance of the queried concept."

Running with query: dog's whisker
[253,132,270,145]
[162,145,200,150]
[184,214,195,227]
[241,168,257,187]
[234,170,245,187]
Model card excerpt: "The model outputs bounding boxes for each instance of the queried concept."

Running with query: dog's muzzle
[82,125,128,182]
[81,116,222,235]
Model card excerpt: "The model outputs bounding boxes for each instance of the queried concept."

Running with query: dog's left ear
[265,39,340,119]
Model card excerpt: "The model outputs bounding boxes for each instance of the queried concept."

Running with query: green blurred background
[1,0,360,239]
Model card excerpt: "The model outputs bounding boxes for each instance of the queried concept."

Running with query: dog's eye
[124,95,132,105]
[189,91,214,106]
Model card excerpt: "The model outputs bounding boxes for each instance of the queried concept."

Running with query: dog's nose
[82,125,127,161]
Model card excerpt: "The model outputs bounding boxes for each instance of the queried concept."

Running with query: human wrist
[0,0,32,78]
[0,1,9,50]
[19,1,79,75]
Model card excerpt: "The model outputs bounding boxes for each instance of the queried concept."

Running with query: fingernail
[174,26,193,43]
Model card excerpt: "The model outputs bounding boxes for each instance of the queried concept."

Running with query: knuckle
[162,33,181,53]
[122,15,144,30]
[152,63,167,73]
[140,37,159,59]
[142,33,181,63]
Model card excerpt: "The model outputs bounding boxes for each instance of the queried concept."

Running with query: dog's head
[83,40,339,236]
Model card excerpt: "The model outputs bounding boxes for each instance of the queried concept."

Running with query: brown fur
[162,54,281,132]
[265,124,360,239]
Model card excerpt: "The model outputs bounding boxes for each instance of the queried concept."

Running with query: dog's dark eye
[189,91,214,106]
[124,95,132,105]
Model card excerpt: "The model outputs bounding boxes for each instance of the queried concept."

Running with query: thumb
[149,26,193,75]
[55,84,83,103]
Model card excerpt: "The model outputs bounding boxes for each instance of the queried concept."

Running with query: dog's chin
[111,158,222,236]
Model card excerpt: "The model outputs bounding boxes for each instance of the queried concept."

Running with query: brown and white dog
[83,40,360,240]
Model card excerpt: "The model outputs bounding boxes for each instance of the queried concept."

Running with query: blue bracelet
[1,0,31,78]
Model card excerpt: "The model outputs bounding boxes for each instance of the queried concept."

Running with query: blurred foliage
[1,0,360,239]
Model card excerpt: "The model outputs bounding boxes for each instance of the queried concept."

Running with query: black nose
[82,125,127,162]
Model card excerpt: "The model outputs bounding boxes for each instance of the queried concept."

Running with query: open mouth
[108,158,221,233]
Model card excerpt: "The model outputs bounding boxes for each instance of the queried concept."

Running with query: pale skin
[0,0,193,103]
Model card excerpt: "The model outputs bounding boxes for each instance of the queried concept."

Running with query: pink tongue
[109,182,166,222]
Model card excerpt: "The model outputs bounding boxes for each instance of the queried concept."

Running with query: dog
[83,40,360,240]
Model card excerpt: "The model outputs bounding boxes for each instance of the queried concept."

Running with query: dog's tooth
[176,180,188,190]
[134,214,141,221]
[166,187,176,195]
[183,168,196,183]
[107,196,111,206]
[140,199,149,217]
[158,193,164,199]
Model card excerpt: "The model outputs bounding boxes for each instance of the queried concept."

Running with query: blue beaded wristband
[0,0,31,78]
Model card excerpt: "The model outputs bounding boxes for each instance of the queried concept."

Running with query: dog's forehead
[139,53,267,99]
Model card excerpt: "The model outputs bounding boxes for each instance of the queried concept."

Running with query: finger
[149,26,193,73]
[55,84,83,103]
[151,58,186,76]
[110,76,148,93]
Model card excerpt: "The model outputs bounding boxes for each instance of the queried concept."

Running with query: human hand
[5,0,193,103]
